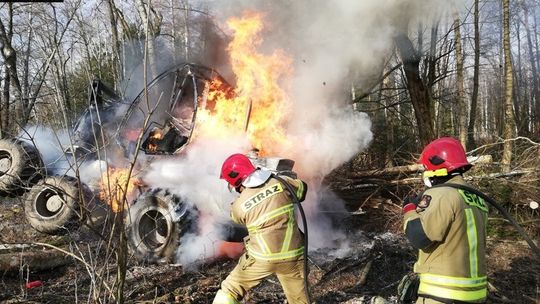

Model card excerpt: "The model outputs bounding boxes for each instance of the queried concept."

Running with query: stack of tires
[0,138,198,263]
[0,139,42,195]
[0,138,104,235]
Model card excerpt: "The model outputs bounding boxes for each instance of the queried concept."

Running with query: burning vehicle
[0,62,297,263]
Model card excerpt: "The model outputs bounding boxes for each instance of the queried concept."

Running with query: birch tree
[501,0,516,172]
[467,0,480,148]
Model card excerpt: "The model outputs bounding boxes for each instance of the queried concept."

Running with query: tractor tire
[126,188,197,264]
[24,176,92,234]
[0,138,43,195]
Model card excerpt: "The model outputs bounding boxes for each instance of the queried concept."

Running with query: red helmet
[220,153,256,188]
[419,137,471,174]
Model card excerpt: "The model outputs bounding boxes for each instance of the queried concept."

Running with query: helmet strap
[429,173,462,186]
[227,183,243,193]
[423,176,433,188]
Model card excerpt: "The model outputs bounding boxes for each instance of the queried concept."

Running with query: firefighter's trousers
[212,252,307,304]
[416,296,479,304]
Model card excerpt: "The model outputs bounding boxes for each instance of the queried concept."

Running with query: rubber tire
[24,176,91,234]
[125,188,196,264]
[0,138,43,194]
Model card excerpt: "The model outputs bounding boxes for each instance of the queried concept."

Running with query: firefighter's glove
[397,272,419,303]
[402,193,420,214]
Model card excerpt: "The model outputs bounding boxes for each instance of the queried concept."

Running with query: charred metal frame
[116,63,232,155]
[70,63,233,158]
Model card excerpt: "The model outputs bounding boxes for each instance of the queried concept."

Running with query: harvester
[0,63,295,263]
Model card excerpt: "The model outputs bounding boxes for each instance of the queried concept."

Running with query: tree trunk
[383,66,395,167]
[501,0,516,172]
[497,0,505,139]
[106,0,122,83]
[535,10,540,134]
[135,0,161,77]
[75,13,94,72]
[468,0,480,148]
[454,14,467,149]
[0,4,23,133]
[170,0,178,62]
[427,23,439,89]
[21,13,32,123]
[183,0,190,61]
[514,13,528,136]
[521,1,540,136]
[1,67,9,137]
[395,33,435,146]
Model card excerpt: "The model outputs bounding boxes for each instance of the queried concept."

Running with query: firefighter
[213,153,308,304]
[401,137,488,304]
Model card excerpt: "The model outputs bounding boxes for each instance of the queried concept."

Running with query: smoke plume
[208,0,458,174]
[137,0,462,264]
[21,0,460,266]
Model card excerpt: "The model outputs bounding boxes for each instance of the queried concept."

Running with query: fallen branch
[315,256,370,286]
[468,136,540,155]
[34,242,114,297]
[487,282,514,303]
[332,169,539,191]
[356,259,373,286]
[523,295,538,303]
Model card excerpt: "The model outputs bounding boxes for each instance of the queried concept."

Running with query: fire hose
[273,174,312,304]
[431,183,540,258]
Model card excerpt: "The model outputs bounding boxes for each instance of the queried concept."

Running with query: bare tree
[467,0,480,148]
[395,33,435,146]
[0,3,81,131]
[501,0,516,172]
[453,14,467,149]
[135,0,163,76]
[0,3,22,135]
[106,0,122,83]
[183,0,190,61]
[520,0,539,135]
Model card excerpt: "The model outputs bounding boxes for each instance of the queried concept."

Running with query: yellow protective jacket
[231,175,307,261]
[403,175,488,303]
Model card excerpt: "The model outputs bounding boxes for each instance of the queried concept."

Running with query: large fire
[194,12,294,155]
[99,167,139,213]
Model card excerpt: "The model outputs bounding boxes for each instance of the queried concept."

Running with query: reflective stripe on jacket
[403,176,488,303]
[231,176,307,261]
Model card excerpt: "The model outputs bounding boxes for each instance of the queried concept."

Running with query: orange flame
[147,128,163,152]
[194,12,293,155]
[99,167,138,213]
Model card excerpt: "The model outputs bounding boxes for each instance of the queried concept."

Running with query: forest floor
[0,190,538,304]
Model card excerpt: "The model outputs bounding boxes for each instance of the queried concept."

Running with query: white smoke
[18,125,73,175]
[197,0,457,254]
[207,0,459,175]
[144,137,251,217]
[133,0,463,265]
[143,136,252,264]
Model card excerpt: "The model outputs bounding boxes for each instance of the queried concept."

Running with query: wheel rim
[0,152,12,176]
[138,209,171,251]
[35,187,65,217]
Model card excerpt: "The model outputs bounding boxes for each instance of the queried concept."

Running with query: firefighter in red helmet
[400,137,488,304]
[213,153,309,304]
